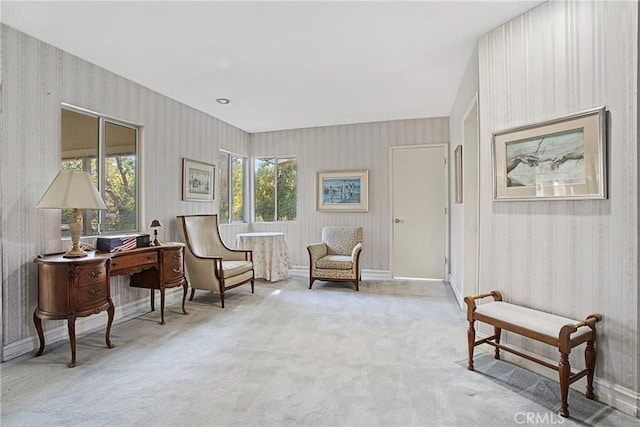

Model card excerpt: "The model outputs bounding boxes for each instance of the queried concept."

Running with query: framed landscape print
[316,170,369,212]
[182,158,215,201]
[492,106,607,201]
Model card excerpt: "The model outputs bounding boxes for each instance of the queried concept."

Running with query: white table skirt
[235,232,290,282]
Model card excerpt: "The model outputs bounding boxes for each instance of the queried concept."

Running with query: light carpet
[1,275,638,427]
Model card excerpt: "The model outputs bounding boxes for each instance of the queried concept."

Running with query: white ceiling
[2,1,542,133]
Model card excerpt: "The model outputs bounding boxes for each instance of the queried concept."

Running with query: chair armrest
[307,242,328,261]
[351,242,363,261]
[222,248,253,262]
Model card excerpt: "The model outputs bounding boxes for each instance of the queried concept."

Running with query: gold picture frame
[316,170,369,212]
[492,107,607,201]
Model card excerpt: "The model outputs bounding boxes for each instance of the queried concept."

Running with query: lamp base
[63,245,88,258]
[64,209,87,257]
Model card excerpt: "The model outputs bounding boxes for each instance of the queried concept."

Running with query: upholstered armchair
[177,214,254,308]
[307,226,363,291]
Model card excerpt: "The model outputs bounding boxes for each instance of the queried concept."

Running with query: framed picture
[454,145,463,204]
[492,106,607,201]
[316,170,369,212]
[182,158,215,202]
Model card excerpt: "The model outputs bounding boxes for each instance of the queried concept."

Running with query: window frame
[61,104,140,236]
[218,149,248,224]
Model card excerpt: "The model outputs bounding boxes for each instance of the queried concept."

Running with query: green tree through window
[254,157,297,222]
[61,108,138,236]
[218,151,245,223]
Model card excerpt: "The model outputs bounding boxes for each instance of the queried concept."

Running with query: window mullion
[97,118,106,234]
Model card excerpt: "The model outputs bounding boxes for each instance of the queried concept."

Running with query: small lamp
[149,219,162,246]
[37,170,107,258]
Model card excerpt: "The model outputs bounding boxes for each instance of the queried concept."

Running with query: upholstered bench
[464,291,601,418]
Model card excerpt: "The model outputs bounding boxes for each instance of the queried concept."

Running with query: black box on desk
[96,234,150,253]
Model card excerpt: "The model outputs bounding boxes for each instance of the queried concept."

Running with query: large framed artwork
[492,106,607,201]
[182,158,215,202]
[316,170,369,212]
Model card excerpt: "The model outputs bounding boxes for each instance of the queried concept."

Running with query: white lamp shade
[37,170,107,210]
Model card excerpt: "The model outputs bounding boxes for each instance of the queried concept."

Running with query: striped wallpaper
[477,0,638,403]
[249,118,449,270]
[2,0,638,415]
[0,24,250,357]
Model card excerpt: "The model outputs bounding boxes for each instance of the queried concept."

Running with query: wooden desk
[34,244,187,367]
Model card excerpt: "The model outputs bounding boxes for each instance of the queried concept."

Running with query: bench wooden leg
[585,340,596,399]
[494,326,502,359]
[467,320,476,371]
[559,352,571,417]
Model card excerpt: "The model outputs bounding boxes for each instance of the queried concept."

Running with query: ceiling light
[216,98,230,105]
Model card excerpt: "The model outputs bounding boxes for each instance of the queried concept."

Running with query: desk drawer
[75,264,107,288]
[76,283,108,306]
[110,252,158,274]
[163,249,184,282]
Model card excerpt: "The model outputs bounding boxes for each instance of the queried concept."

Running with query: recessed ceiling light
[216,98,230,105]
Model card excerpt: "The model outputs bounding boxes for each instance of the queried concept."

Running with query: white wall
[477,0,638,414]
[0,25,250,358]
[448,47,479,306]
[249,118,449,271]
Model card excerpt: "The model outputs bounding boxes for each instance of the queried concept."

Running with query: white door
[390,145,447,279]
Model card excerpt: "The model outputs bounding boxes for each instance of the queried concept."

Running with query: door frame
[388,144,449,279]
[462,94,481,298]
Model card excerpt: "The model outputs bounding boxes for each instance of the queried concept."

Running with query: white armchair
[307,226,363,291]
[177,214,254,308]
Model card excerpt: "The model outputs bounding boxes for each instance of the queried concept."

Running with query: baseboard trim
[448,274,464,310]
[289,266,391,281]
[2,288,184,362]
[474,336,640,418]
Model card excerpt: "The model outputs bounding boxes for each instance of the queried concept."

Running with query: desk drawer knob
[172,268,181,274]
[88,289,102,295]
[173,255,181,260]
[89,271,103,278]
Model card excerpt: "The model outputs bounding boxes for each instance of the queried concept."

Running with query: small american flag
[112,236,138,252]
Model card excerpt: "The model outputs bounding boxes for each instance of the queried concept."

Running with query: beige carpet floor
[1,275,638,427]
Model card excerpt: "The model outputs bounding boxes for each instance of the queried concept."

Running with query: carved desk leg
[105,299,116,349]
[67,315,77,368]
[33,311,45,356]
[160,286,166,325]
[181,280,188,315]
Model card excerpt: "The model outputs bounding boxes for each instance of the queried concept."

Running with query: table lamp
[149,219,162,246]
[37,170,107,258]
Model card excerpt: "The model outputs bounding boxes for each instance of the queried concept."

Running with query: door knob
[394,218,403,223]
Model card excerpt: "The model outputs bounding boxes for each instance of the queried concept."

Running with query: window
[61,107,138,236]
[254,157,297,222]
[218,151,246,224]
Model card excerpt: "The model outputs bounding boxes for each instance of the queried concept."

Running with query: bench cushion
[475,302,593,341]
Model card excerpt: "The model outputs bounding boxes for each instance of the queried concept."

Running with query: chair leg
[354,279,359,291]
[309,278,315,289]
[220,290,225,309]
[467,320,476,371]
[494,326,502,359]
[251,278,255,294]
[559,352,571,417]
[189,288,195,301]
[585,340,596,399]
